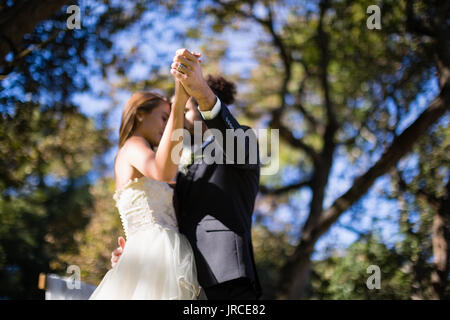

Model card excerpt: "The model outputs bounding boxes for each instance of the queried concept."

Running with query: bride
[89,77,205,300]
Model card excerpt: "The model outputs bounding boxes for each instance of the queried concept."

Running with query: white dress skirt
[89,177,206,300]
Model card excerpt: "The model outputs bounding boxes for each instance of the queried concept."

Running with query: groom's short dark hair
[206,75,236,105]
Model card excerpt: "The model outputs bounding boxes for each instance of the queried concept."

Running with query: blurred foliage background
[0,0,448,299]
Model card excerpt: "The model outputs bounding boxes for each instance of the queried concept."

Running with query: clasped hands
[170,49,217,111]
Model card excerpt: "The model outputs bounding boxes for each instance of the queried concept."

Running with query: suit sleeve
[197,98,260,169]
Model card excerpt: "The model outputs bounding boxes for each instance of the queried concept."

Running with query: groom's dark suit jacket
[173,101,262,298]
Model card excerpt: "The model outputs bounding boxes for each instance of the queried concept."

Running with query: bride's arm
[124,81,188,182]
[151,80,188,181]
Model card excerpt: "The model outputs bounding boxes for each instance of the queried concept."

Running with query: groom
[112,49,262,300]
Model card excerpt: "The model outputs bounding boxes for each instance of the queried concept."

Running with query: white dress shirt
[197,96,221,120]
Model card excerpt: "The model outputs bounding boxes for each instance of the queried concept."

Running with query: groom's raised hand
[170,49,217,112]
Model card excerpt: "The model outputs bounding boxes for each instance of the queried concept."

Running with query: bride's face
[136,102,170,147]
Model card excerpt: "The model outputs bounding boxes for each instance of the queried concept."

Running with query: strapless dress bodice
[113,176,177,239]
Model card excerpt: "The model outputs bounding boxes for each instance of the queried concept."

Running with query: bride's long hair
[118,91,169,149]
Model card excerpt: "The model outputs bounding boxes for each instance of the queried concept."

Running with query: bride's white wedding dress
[89,176,205,300]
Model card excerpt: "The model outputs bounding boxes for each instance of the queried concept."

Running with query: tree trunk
[276,237,315,299]
[431,181,450,299]
[280,134,337,299]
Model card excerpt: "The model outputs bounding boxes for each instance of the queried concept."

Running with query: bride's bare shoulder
[120,136,153,157]
[114,138,149,186]
[123,136,152,150]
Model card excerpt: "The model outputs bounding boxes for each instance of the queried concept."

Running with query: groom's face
[170,95,206,135]
[183,97,205,134]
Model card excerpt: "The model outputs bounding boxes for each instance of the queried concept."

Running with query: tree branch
[317,0,338,129]
[317,84,450,239]
[259,179,311,195]
[0,30,63,79]
[0,0,72,63]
